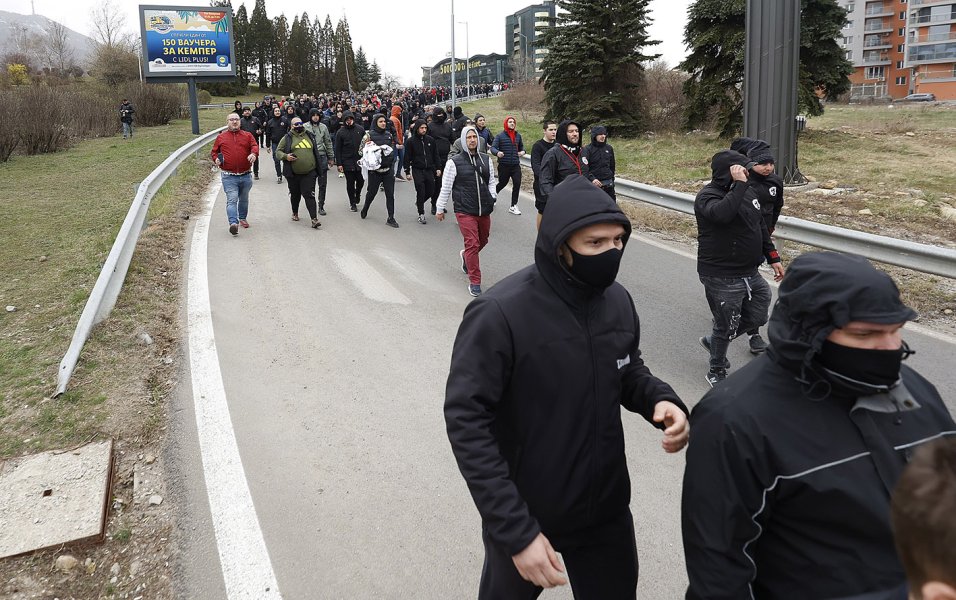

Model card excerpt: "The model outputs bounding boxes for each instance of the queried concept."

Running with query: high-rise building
[837,0,955,100]
[505,1,556,81]
[906,0,956,99]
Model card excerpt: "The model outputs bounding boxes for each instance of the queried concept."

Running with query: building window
[847,2,854,12]
[899,11,905,19]
[845,20,853,29]
[895,75,907,84]
[897,60,904,68]
[898,44,905,52]
[865,66,885,79]
[846,50,854,60]
[898,27,905,36]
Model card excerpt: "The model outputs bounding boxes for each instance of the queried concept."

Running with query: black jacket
[694,150,780,277]
[750,171,784,233]
[366,114,396,171]
[404,124,439,171]
[333,112,365,171]
[265,116,289,145]
[538,120,589,202]
[584,127,615,185]
[239,115,262,137]
[427,109,455,163]
[682,252,956,600]
[445,175,686,555]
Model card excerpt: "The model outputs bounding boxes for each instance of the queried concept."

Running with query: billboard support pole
[188,77,200,135]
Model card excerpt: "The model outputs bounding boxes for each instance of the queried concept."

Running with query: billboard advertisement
[139,6,236,80]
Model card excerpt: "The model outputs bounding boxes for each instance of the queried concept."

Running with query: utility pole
[450,0,456,111]
[458,21,469,98]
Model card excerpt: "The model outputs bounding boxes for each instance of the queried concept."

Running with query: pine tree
[249,0,271,89]
[538,0,660,135]
[322,16,335,90]
[681,0,852,136]
[354,46,370,90]
[332,18,357,91]
[271,15,288,90]
[233,4,250,87]
[369,61,381,86]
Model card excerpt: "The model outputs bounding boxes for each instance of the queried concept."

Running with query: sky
[5,0,693,86]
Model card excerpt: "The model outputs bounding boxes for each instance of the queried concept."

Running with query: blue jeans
[699,273,771,371]
[221,172,252,224]
[393,146,406,176]
[122,122,133,138]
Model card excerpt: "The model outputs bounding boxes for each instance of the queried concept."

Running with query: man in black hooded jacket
[445,175,689,599]
[584,125,616,200]
[538,120,590,216]
[333,110,365,211]
[695,149,785,387]
[428,106,455,215]
[682,251,956,600]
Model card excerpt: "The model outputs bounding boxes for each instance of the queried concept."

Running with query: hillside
[0,9,97,70]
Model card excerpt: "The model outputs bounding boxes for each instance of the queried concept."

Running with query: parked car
[901,93,936,102]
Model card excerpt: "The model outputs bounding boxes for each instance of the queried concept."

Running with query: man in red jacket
[212,113,259,236]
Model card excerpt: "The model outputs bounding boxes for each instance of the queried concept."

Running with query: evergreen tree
[332,18,357,91]
[682,0,852,136]
[354,46,370,90]
[286,15,307,91]
[538,0,659,135]
[249,0,271,89]
[233,4,250,86]
[322,16,335,90]
[271,15,289,90]
[369,60,381,86]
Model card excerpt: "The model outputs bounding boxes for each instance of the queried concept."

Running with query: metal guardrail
[518,156,956,279]
[55,126,227,396]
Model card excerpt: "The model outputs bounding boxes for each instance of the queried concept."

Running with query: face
[506,118,516,129]
[226,113,240,130]
[827,321,904,350]
[274,109,281,117]
[465,130,478,150]
[376,116,386,129]
[559,223,626,265]
[311,114,320,122]
[345,117,354,126]
[476,117,485,127]
[544,123,557,142]
[242,110,251,119]
[596,134,607,143]
[566,125,580,145]
[752,163,774,176]
[418,123,428,135]
[291,118,303,130]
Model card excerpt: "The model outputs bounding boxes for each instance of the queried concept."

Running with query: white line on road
[187,180,283,599]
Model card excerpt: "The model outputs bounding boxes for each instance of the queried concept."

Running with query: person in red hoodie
[390,105,407,181]
[211,112,259,236]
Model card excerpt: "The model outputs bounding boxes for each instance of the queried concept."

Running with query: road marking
[187,180,283,599]
[330,248,411,304]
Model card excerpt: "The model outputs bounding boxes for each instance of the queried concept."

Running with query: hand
[436,211,445,222]
[591,179,603,188]
[771,262,785,282]
[653,401,689,453]
[248,153,256,164]
[518,151,526,157]
[436,170,442,177]
[337,165,344,173]
[512,533,567,589]
[497,151,505,158]
[730,164,749,182]
[214,157,221,166]
[286,154,297,162]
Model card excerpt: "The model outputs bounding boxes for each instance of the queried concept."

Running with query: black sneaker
[430,204,437,216]
[418,214,427,224]
[459,249,467,274]
[254,174,260,180]
[350,204,358,212]
[360,205,369,219]
[277,176,282,184]
[229,223,238,236]
[469,284,482,297]
[699,336,712,353]
[386,218,399,228]
[749,333,768,355]
[318,207,327,216]
[705,369,727,388]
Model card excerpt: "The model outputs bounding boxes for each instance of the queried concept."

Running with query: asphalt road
[169,166,956,600]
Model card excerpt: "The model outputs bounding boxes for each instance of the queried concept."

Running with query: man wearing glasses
[211,113,259,236]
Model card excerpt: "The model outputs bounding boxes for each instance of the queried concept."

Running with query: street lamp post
[458,20,470,99]
[450,0,456,111]
[518,33,531,82]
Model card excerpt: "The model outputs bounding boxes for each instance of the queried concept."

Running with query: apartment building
[837,0,956,99]
[504,1,556,81]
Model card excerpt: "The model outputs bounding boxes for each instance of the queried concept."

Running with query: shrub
[0,91,20,161]
[7,64,29,86]
[502,83,546,124]
[198,89,212,105]
[641,61,690,134]
[16,86,71,154]
[122,83,187,127]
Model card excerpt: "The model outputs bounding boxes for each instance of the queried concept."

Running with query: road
[168,167,956,600]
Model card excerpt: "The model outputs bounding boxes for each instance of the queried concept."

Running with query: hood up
[709,149,750,190]
[556,119,581,150]
[590,125,607,145]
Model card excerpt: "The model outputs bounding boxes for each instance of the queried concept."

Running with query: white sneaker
[508,205,521,215]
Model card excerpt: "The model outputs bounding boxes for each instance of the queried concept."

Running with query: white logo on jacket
[769,187,777,197]
[752,198,761,210]
[617,355,631,369]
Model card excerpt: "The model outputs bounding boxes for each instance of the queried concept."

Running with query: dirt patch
[0,162,214,599]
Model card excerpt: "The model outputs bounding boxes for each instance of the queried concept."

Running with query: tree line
[539,0,853,136]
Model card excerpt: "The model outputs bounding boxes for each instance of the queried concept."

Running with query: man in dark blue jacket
[695,149,785,386]
[683,251,956,600]
[491,115,525,215]
[445,175,689,598]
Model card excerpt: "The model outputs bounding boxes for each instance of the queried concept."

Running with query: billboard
[138,6,236,81]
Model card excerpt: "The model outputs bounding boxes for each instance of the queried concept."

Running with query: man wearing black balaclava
[445,175,689,598]
[682,251,956,600]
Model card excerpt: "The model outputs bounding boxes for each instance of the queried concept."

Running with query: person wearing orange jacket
[390,104,407,181]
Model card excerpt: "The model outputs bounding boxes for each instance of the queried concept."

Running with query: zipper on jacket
[585,306,598,521]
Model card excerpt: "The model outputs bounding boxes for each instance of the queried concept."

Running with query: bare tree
[89,0,129,49]
[45,20,74,74]
[381,72,400,89]
[8,25,44,71]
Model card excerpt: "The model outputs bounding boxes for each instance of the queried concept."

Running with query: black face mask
[564,245,623,289]
[293,125,304,133]
[817,340,905,393]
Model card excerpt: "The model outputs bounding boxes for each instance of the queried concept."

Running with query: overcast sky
[7,0,692,86]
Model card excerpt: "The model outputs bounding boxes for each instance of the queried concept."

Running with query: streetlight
[457,20,470,99]
[517,32,531,82]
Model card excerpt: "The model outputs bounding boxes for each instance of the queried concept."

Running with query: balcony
[910,13,956,25]
[864,4,894,17]
[908,44,956,62]
[862,56,892,65]
[864,19,892,32]
[909,30,956,43]
[864,35,892,48]
[910,0,954,6]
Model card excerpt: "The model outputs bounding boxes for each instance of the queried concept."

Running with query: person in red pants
[436,126,497,297]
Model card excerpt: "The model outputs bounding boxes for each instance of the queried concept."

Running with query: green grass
[0,108,228,458]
